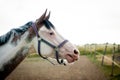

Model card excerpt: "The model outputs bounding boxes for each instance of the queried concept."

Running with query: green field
[77,43,120,80]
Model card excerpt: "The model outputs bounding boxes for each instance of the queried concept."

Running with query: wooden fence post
[111,43,115,76]
[84,44,86,54]
[84,44,89,55]
[94,44,97,59]
[101,42,108,66]
[89,44,92,54]
[118,44,120,52]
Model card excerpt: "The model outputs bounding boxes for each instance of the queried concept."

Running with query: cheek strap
[32,22,68,65]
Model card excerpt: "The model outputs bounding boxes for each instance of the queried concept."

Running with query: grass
[26,53,46,62]
[77,43,120,55]
[27,53,39,58]
[87,54,120,80]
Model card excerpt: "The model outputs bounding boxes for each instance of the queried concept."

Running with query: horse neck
[0,30,34,79]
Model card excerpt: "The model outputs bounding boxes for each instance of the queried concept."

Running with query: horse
[0,10,80,80]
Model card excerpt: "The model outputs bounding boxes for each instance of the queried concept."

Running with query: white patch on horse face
[39,26,64,45]
[35,25,79,63]
[32,25,65,56]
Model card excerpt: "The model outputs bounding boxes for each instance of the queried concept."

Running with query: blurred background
[0,0,120,45]
[1,0,120,80]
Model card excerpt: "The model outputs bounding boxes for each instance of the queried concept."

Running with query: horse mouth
[65,54,78,63]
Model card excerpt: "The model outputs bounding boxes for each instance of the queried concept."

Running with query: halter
[32,21,68,65]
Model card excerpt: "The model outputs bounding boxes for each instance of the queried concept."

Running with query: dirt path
[6,56,108,80]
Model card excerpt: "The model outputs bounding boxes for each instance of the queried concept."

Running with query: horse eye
[49,32,54,35]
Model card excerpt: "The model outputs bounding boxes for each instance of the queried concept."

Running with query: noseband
[32,22,68,65]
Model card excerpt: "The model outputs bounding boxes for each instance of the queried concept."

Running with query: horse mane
[0,21,33,46]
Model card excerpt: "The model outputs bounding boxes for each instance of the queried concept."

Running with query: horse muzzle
[65,49,79,63]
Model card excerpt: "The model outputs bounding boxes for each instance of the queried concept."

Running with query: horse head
[32,10,80,65]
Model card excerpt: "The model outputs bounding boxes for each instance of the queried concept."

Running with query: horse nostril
[74,50,78,54]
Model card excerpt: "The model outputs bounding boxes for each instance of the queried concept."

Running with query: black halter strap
[32,22,68,65]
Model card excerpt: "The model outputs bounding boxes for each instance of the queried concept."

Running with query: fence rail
[81,43,120,76]
[96,52,120,68]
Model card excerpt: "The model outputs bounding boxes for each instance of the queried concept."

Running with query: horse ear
[45,11,51,20]
[37,9,47,24]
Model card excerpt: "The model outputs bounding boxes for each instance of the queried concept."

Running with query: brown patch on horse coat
[0,47,29,80]
[11,33,21,45]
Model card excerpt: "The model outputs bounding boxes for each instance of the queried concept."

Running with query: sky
[0,0,120,45]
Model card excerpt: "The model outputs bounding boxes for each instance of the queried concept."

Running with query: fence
[80,43,120,76]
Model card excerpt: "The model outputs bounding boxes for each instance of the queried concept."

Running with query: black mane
[43,20,55,29]
[0,22,33,46]
[0,19,55,46]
